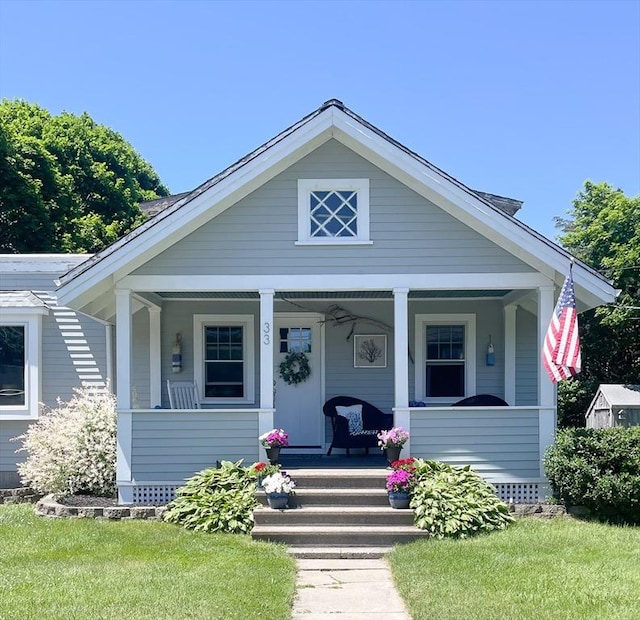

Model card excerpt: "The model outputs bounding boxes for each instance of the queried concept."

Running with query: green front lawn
[389,517,640,620]
[0,504,296,620]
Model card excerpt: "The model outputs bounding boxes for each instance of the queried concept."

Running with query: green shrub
[544,427,640,524]
[13,387,116,496]
[410,459,514,538]
[163,460,258,533]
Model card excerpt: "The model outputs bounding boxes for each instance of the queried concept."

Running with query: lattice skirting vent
[493,482,540,504]
[132,485,178,505]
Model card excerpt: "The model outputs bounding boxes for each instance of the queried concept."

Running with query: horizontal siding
[0,420,30,477]
[516,307,538,406]
[133,140,533,277]
[410,408,540,479]
[41,312,108,408]
[130,411,259,480]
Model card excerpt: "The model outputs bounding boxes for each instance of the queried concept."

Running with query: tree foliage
[556,181,640,426]
[0,99,168,253]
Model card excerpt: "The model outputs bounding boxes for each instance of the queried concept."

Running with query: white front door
[274,313,324,452]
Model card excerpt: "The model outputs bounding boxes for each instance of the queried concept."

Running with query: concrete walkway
[292,558,411,619]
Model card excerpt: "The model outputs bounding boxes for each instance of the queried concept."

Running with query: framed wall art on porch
[354,334,387,368]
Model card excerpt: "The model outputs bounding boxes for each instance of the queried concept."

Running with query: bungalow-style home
[2,100,617,504]
[586,384,640,429]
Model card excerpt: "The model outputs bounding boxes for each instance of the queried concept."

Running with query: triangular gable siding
[132,140,533,278]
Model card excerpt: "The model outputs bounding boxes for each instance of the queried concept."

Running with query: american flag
[542,271,582,382]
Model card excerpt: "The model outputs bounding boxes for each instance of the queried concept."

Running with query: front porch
[112,279,558,505]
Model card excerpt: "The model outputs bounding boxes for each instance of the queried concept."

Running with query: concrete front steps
[251,468,427,559]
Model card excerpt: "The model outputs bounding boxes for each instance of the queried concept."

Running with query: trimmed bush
[13,387,117,496]
[411,459,514,538]
[544,427,640,524]
[163,460,258,533]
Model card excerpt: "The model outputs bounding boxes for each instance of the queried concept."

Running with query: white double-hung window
[297,179,371,244]
[193,314,254,404]
[414,314,476,403]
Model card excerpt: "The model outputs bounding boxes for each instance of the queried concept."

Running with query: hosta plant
[163,460,258,533]
[13,386,116,496]
[410,459,513,538]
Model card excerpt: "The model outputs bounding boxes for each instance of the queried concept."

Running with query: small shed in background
[586,384,640,429]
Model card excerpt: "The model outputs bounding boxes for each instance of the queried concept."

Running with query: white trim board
[119,272,552,292]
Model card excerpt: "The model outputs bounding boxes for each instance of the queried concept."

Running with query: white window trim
[414,313,476,404]
[193,314,255,405]
[296,178,371,245]
[1,311,44,420]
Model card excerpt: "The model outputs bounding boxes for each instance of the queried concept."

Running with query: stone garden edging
[0,487,43,505]
[35,494,167,521]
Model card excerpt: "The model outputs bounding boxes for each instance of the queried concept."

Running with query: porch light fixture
[486,336,495,366]
[172,333,182,373]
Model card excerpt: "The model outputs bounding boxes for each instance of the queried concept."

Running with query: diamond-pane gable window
[298,179,370,244]
[310,190,358,238]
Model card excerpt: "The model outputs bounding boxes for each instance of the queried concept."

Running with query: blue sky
[1,0,638,241]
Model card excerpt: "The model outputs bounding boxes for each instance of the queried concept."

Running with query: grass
[0,504,296,620]
[388,517,640,620]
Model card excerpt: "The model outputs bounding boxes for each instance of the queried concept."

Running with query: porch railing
[118,408,264,503]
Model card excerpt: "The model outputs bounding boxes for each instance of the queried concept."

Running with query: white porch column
[259,290,275,441]
[504,304,517,406]
[538,285,556,478]
[115,288,133,503]
[149,306,162,407]
[393,288,410,454]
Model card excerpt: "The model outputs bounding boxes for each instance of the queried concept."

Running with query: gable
[56,100,617,314]
[132,140,533,278]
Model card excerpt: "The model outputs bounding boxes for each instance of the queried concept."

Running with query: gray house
[4,100,617,503]
[0,255,110,487]
[586,384,640,429]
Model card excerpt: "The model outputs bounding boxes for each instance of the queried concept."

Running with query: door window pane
[279,327,311,353]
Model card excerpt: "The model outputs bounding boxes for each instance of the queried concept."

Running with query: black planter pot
[265,446,281,465]
[385,446,402,466]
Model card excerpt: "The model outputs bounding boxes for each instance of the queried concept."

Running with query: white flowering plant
[261,471,296,494]
[13,386,117,497]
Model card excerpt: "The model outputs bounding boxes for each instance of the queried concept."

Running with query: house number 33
[263,322,271,345]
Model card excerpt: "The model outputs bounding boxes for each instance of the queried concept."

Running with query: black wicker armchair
[323,396,393,456]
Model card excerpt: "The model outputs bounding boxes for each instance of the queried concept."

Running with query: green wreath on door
[279,351,311,385]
